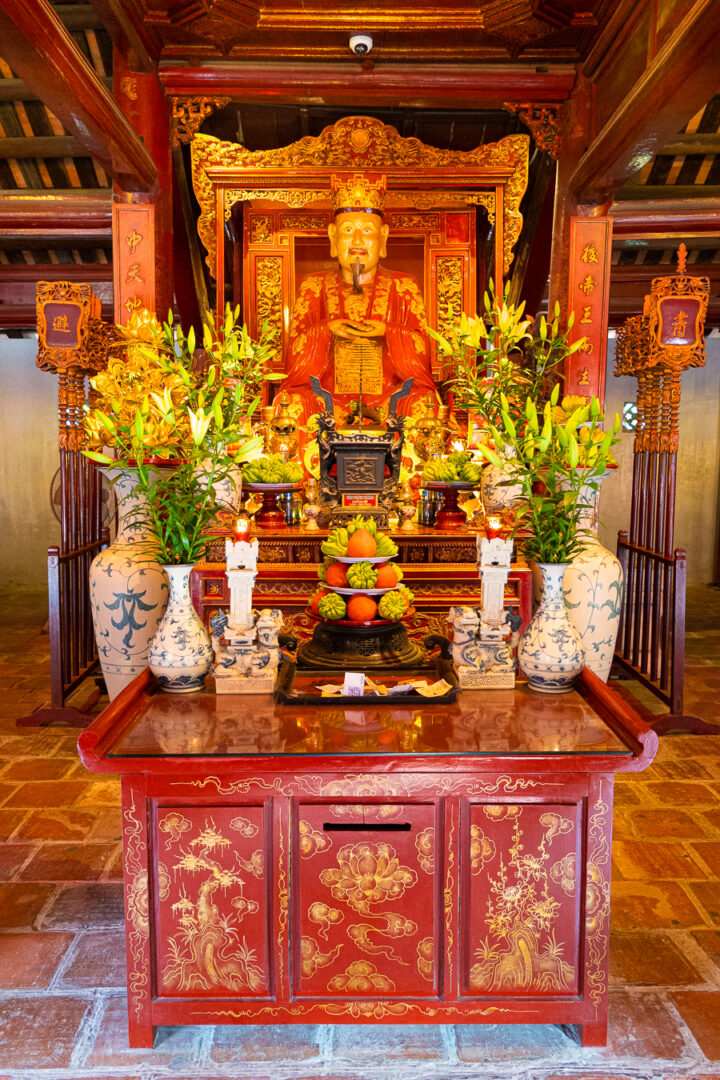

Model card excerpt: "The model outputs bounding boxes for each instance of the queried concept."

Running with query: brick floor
[0,584,719,1080]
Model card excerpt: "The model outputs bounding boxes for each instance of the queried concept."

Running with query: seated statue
[281,173,438,424]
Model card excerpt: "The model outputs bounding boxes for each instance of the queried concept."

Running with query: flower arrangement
[478,384,621,564]
[83,306,273,565]
[430,281,587,438]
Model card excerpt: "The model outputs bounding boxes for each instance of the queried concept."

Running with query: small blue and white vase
[518,563,585,694]
[148,564,213,693]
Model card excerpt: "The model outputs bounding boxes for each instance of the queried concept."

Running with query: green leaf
[82,449,115,464]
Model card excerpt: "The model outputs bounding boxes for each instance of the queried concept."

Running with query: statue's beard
[352,256,365,293]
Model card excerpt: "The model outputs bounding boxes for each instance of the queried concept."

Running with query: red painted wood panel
[153,803,271,998]
[293,802,439,999]
[462,799,581,998]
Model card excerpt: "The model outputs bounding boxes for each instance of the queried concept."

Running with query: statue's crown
[331,173,386,217]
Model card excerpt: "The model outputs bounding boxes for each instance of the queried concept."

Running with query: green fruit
[459,462,482,484]
[375,534,398,557]
[397,584,414,607]
[378,591,407,620]
[317,593,347,620]
[347,561,379,589]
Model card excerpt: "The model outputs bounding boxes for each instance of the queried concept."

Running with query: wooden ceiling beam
[0,76,112,100]
[87,0,157,73]
[610,198,720,238]
[570,0,720,205]
[0,135,84,158]
[158,62,577,108]
[0,0,157,192]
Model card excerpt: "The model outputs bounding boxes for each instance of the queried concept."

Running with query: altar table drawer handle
[322,823,411,832]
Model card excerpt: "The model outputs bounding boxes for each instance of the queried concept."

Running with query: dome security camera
[349,34,373,56]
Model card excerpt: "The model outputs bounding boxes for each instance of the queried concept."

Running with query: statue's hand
[329,318,386,340]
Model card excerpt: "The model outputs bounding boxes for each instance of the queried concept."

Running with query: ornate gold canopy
[191,115,529,281]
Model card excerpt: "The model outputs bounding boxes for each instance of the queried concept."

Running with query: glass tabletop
[107,683,631,758]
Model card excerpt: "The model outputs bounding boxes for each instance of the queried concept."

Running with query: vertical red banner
[113,204,156,324]
[565,217,612,404]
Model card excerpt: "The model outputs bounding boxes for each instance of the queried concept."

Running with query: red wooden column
[113,50,174,321]
[565,216,613,403]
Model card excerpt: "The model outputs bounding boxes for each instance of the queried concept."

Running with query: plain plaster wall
[0,335,59,591]
[599,335,720,585]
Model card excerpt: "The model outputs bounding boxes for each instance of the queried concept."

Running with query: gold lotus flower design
[320,842,417,915]
[298,820,332,859]
[415,826,435,875]
[328,959,395,995]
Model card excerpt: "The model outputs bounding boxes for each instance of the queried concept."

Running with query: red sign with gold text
[565,217,612,404]
[112,204,156,324]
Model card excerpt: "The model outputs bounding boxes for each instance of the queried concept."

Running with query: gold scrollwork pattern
[585,783,611,1017]
[444,804,455,987]
[255,256,283,364]
[391,213,440,230]
[435,256,465,354]
[171,773,560,799]
[170,96,231,147]
[503,103,562,160]
[280,214,329,230]
[191,117,528,277]
[124,792,149,1020]
[250,214,273,243]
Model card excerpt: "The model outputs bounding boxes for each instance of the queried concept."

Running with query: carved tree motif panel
[294,802,439,999]
[463,801,581,997]
[154,804,270,998]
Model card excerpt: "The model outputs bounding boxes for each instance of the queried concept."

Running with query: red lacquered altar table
[78,670,656,1049]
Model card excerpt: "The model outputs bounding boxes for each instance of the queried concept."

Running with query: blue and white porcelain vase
[480,444,523,514]
[89,468,169,700]
[563,473,623,683]
[148,564,213,693]
[518,563,585,694]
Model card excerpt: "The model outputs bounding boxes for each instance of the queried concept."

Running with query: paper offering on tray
[313,675,453,698]
[413,679,454,698]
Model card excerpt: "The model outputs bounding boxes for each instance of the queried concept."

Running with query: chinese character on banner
[565,217,612,402]
[646,245,709,370]
[112,205,155,323]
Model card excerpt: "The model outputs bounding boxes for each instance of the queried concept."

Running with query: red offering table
[78,669,656,1049]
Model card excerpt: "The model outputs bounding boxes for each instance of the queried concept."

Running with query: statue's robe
[281,267,437,422]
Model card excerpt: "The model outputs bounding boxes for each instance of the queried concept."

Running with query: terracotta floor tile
[1,757,75,781]
[0,996,91,1068]
[598,988,687,1059]
[646,781,720,805]
[612,841,709,880]
[609,808,636,840]
[0,841,36,878]
[690,841,720,876]
[210,1024,322,1063]
[0,931,74,988]
[3,779,88,808]
[609,931,703,985]
[84,995,204,1069]
[87,807,123,842]
[691,929,720,972]
[671,991,720,1058]
[0,807,27,841]
[0,781,20,806]
[647,758,717,781]
[687,882,720,925]
[630,808,711,840]
[610,881,705,930]
[57,929,127,988]
[704,808,720,832]
[40,882,125,929]
[19,841,116,882]
[612,784,643,806]
[14,807,97,842]
[72,777,122,807]
[0,882,56,929]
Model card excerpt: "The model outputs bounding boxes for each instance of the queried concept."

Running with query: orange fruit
[346,528,377,557]
[375,563,399,588]
[310,588,330,614]
[346,593,378,622]
[325,561,349,588]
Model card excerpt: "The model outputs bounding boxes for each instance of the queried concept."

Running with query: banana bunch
[374,533,398,558]
[346,514,378,537]
[243,454,303,484]
[422,459,459,482]
[321,526,350,557]
[317,593,347,620]
[448,450,472,469]
[378,590,408,620]
[347,561,379,589]
[458,461,482,484]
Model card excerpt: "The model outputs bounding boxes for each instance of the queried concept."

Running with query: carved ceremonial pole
[614,245,716,733]
[20,282,113,724]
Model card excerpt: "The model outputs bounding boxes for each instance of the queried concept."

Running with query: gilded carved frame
[190,116,529,293]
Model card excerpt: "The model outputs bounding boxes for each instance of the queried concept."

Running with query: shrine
[1,2,720,1076]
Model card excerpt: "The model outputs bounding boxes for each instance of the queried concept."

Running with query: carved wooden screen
[240,203,476,382]
[190,116,529,348]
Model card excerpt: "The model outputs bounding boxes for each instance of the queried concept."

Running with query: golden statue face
[328,212,389,279]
